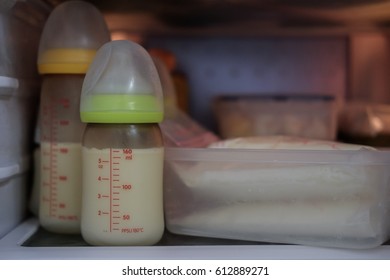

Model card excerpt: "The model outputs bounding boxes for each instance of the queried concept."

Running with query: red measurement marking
[113,222,120,225]
[123,149,132,154]
[59,120,70,126]
[113,174,119,177]
[102,160,109,163]
[113,150,120,153]
[121,228,144,233]
[113,168,120,171]
[113,179,119,182]
[113,204,119,207]
[59,148,68,154]
[110,148,112,232]
[113,186,121,188]
[113,156,121,159]
[59,175,67,181]
[113,162,120,165]
[102,212,109,215]
[59,98,70,108]
[113,192,119,194]
[113,198,120,201]
[113,216,121,219]
[113,210,120,213]
[101,177,109,181]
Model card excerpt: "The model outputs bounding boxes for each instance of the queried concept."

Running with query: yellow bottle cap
[37,1,110,74]
[38,49,97,74]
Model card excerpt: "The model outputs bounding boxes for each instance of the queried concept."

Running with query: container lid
[0,76,19,92]
[37,1,110,74]
[80,40,164,123]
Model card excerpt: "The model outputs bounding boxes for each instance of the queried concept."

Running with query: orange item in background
[149,48,189,113]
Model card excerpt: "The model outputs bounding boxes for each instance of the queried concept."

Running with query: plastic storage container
[338,102,390,147]
[213,95,337,140]
[0,77,38,238]
[1,4,41,238]
[163,140,390,249]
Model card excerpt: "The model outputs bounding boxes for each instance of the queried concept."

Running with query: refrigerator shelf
[1,217,390,260]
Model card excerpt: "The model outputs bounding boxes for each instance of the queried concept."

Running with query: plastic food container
[163,146,390,249]
[0,77,38,238]
[338,102,390,147]
[213,95,337,140]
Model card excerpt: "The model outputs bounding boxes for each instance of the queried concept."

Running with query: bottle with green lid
[80,40,165,246]
[38,0,110,234]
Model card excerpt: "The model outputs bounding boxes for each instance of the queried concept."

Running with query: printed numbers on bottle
[123,148,132,160]
[122,184,132,190]
[97,158,103,169]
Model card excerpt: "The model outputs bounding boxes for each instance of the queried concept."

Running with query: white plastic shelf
[1,218,390,260]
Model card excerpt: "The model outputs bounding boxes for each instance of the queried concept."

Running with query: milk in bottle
[80,40,165,245]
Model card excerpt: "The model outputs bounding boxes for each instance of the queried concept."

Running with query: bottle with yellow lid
[80,40,165,246]
[38,0,110,234]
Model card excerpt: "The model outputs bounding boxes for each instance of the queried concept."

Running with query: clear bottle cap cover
[38,0,110,74]
[80,40,164,124]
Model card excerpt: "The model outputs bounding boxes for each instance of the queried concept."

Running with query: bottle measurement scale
[41,97,61,219]
[82,143,164,245]
[40,94,82,232]
[95,148,142,234]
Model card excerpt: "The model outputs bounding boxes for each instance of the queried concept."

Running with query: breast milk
[171,135,379,202]
[81,147,164,246]
[164,136,388,247]
[39,142,82,233]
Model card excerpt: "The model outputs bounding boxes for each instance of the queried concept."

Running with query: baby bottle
[37,1,110,233]
[80,40,165,246]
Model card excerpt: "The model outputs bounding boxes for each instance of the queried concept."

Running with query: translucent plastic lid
[37,1,110,74]
[80,40,164,124]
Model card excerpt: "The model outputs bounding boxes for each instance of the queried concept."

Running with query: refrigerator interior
[2,0,390,259]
